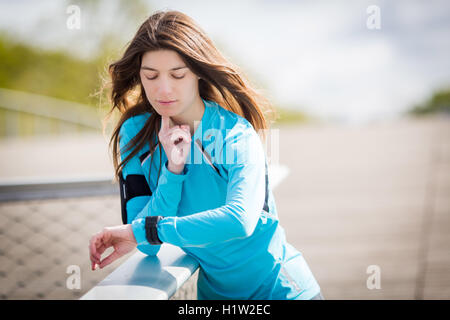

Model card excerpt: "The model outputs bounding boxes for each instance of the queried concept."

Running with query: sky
[0,0,449,125]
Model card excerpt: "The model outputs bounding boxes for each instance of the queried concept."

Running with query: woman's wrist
[126,224,138,244]
[167,162,184,174]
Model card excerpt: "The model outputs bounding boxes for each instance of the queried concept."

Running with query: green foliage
[273,105,310,124]
[0,33,104,106]
[409,88,450,115]
[0,32,310,124]
[0,24,317,130]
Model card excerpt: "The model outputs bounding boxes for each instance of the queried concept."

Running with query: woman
[89,10,323,300]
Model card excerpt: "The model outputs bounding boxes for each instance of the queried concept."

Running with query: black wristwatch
[145,216,164,245]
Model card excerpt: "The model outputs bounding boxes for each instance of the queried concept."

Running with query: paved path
[272,114,449,299]
[0,114,448,299]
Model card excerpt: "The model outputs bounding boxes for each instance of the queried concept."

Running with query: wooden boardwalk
[273,114,450,299]
[0,114,448,299]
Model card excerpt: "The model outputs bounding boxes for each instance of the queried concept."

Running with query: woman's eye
[144,74,185,80]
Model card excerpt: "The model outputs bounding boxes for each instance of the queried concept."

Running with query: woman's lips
[158,100,177,106]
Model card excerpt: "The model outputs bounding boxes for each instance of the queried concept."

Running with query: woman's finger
[89,230,110,265]
[99,250,121,269]
[179,125,190,137]
[89,246,100,269]
[170,128,191,144]
[96,242,108,259]
[89,234,100,262]
[160,115,174,133]
[90,251,99,265]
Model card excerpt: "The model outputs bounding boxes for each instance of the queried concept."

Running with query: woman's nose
[157,77,173,95]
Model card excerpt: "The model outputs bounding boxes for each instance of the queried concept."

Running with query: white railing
[0,175,116,202]
[0,88,102,137]
[81,244,199,300]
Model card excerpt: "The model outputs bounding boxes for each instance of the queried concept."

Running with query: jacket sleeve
[119,121,189,254]
[131,123,266,248]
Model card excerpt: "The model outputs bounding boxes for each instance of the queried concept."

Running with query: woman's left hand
[89,224,137,270]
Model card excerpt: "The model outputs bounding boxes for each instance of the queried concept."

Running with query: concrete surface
[0,114,448,299]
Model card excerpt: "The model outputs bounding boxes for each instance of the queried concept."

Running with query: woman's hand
[158,115,191,174]
[89,224,137,270]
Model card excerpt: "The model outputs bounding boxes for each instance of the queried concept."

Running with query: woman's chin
[156,109,176,117]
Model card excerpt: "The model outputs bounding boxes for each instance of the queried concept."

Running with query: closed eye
[145,74,185,80]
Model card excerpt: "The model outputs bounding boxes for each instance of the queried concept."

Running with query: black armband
[119,173,152,225]
[145,216,164,245]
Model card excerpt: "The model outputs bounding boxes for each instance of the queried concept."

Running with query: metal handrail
[0,175,117,202]
[0,87,102,130]
[81,244,200,300]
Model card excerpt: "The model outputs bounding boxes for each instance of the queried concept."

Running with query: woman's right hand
[89,224,137,270]
[158,115,191,174]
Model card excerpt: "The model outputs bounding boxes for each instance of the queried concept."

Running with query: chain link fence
[0,194,197,299]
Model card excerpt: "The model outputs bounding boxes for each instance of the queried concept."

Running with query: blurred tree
[0,32,101,106]
[409,88,450,115]
[0,0,310,125]
[0,0,151,107]
[273,105,309,124]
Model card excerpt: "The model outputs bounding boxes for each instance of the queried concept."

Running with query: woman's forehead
[141,49,186,71]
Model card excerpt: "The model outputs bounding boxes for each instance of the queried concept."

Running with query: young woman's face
[140,49,200,117]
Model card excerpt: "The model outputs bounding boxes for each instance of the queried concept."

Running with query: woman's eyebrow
[141,66,187,71]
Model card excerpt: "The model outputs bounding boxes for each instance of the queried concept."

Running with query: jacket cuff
[156,216,182,247]
[160,160,189,183]
[131,218,149,247]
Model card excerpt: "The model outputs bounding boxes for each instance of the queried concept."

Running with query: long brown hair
[104,9,276,182]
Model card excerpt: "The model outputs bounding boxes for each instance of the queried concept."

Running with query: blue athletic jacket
[119,98,321,300]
